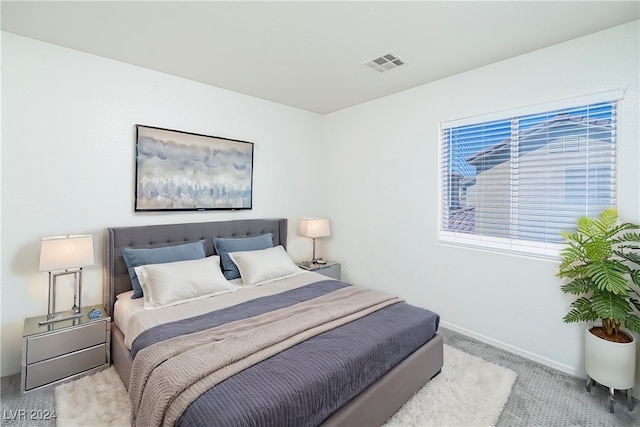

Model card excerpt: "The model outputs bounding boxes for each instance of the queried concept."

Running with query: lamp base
[42,268,84,325]
[38,310,83,325]
[298,259,327,270]
[298,261,312,270]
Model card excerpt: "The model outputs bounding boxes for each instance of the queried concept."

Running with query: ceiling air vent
[364,52,407,73]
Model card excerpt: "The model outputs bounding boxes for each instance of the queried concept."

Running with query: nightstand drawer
[26,320,106,364]
[25,343,107,390]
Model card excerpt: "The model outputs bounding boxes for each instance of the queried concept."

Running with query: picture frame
[134,125,254,211]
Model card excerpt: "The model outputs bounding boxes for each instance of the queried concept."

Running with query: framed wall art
[134,125,254,211]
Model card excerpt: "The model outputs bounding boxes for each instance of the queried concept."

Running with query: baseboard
[440,321,584,378]
[442,322,640,399]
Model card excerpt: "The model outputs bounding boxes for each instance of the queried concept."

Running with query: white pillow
[229,245,301,287]
[134,256,235,309]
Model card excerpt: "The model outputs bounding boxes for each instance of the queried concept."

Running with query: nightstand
[298,261,341,280]
[21,304,110,393]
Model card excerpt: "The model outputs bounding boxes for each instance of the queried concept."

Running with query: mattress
[127,275,440,426]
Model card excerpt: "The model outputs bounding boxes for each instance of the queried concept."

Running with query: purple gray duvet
[130,280,440,427]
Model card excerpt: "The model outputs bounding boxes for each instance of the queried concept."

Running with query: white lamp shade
[298,218,331,238]
[39,235,95,271]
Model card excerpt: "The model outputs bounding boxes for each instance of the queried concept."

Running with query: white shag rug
[384,345,517,426]
[55,367,130,427]
[55,345,516,427]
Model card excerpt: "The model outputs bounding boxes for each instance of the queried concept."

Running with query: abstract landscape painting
[135,125,253,211]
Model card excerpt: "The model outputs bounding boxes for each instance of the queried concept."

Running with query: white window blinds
[439,92,620,258]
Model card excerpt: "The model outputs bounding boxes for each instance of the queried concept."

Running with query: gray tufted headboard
[103,218,288,316]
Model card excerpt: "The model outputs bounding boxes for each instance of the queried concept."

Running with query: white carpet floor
[54,344,517,426]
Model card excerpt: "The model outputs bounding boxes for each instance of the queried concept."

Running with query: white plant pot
[585,326,636,390]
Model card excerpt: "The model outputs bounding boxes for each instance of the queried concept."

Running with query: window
[439,91,620,258]
[564,165,611,207]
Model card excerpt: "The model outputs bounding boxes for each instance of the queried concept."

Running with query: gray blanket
[131,280,440,427]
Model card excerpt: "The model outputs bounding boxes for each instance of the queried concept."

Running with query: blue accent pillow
[213,233,273,280]
[122,240,206,299]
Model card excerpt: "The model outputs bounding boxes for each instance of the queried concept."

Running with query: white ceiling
[2,1,639,114]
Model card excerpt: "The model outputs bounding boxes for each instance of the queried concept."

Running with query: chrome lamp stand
[39,268,83,325]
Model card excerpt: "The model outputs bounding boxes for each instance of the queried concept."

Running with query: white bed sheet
[114,271,332,349]
[113,290,142,337]
[113,278,245,340]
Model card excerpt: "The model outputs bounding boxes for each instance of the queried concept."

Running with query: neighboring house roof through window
[465,114,612,173]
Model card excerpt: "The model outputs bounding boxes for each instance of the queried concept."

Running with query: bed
[104,218,443,426]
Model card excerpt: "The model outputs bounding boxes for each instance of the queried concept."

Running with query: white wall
[322,21,640,395]
[0,32,324,376]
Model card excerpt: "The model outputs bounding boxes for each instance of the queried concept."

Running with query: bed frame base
[111,324,133,390]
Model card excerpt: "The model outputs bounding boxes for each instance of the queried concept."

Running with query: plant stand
[586,376,634,413]
[584,327,636,414]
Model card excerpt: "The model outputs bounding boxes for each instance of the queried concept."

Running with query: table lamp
[38,235,94,325]
[298,218,331,267]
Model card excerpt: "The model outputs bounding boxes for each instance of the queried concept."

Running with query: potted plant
[557,207,640,412]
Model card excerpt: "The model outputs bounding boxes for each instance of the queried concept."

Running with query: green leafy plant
[557,207,640,339]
